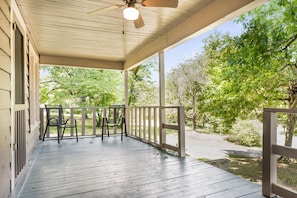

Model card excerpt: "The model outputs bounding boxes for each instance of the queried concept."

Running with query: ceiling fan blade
[88,5,122,15]
[134,12,145,29]
[140,0,178,8]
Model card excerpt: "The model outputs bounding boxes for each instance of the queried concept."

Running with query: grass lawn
[228,155,297,192]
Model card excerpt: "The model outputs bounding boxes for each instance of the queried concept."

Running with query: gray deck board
[13,136,265,198]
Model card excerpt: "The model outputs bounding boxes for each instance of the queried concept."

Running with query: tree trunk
[285,113,295,147]
[285,80,297,147]
[192,94,196,130]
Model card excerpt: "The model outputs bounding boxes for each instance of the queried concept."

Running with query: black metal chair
[42,105,78,143]
[102,105,127,141]
[60,106,78,142]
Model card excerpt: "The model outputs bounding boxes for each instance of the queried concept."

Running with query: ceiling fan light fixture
[123,7,139,20]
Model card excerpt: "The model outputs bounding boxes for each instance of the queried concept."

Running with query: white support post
[124,70,129,134]
[159,51,166,148]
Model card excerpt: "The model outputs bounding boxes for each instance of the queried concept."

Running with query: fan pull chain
[122,17,125,34]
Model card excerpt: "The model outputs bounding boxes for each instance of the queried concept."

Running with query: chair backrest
[108,105,125,125]
[58,105,67,124]
[45,105,64,125]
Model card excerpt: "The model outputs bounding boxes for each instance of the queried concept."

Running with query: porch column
[159,51,165,148]
[262,110,277,197]
[124,70,130,133]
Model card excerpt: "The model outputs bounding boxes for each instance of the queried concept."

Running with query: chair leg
[123,117,127,136]
[75,120,78,142]
[125,121,127,136]
[57,126,60,144]
[43,122,50,141]
[121,118,124,141]
[61,126,66,140]
[102,118,105,141]
[106,120,110,137]
[42,121,50,141]
[120,123,122,141]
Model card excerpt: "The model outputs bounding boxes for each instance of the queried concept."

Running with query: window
[15,25,25,104]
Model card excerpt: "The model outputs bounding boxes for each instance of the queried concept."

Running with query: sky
[163,19,244,75]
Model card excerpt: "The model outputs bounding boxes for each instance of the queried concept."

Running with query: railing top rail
[41,106,183,109]
[40,106,107,109]
[264,108,297,113]
[161,106,182,109]
[129,106,182,109]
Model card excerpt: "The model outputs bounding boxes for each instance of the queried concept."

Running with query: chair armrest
[63,117,76,125]
[48,117,59,123]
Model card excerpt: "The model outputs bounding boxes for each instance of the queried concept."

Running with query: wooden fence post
[262,110,277,197]
[178,106,185,157]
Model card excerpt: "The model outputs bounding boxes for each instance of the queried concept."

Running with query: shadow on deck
[11,136,265,198]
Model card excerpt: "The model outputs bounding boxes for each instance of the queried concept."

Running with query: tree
[40,66,124,107]
[128,59,158,106]
[166,54,209,129]
[203,0,297,146]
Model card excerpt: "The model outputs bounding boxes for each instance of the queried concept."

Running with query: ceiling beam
[40,55,124,70]
[123,0,267,70]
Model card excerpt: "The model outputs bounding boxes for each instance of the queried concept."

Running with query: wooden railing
[40,106,185,157]
[40,107,105,138]
[263,108,297,198]
[128,106,185,157]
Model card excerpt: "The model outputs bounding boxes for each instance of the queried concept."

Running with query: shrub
[227,120,262,147]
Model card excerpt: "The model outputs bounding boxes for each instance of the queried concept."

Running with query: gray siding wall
[0,0,11,198]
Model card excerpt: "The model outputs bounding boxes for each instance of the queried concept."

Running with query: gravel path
[167,127,297,160]
[167,129,262,160]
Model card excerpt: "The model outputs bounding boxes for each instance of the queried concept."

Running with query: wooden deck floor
[12,136,265,198]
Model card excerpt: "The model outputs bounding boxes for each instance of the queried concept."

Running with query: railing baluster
[143,107,146,140]
[131,108,133,136]
[148,107,151,143]
[81,108,86,136]
[92,108,97,136]
[154,107,157,144]
[160,107,165,148]
[70,108,74,136]
[135,107,137,137]
[139,108,142,138]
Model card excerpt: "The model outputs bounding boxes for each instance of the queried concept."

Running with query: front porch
[11,136,264,198]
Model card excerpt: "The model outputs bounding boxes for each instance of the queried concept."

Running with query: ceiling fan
[88,0,178,29]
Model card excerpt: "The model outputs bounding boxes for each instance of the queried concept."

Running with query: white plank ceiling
[15,0,267,70]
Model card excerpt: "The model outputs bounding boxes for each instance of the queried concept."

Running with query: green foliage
[128,59,158,106]
[201,0,297,133]
[40,66,124,107]
[166,54,209,129]
[227,120,262,147]
[40,86,49,104]
[41,59,158,108]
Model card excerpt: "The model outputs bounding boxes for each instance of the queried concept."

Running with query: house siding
[26,42,40,157]
[0,0,11,197]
